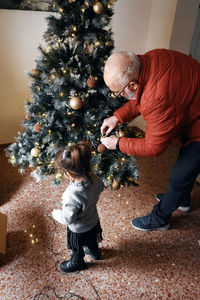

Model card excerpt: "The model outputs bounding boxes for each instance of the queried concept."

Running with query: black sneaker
[83,246,101,260]
[131,211,170,231]
[156,193,191,212]
[60,258,86,273]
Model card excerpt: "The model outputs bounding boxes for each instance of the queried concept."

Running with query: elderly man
[100,49,200,231]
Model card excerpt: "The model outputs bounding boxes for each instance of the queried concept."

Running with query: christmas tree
[6,0,141,189]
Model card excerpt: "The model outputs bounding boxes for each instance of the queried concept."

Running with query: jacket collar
[135,54,150,104]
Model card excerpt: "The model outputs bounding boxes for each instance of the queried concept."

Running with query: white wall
[0,0,198,143]
[113,0,152,54]
[146,0,177,51]
[169,0,199,54]
[0,9,49,144]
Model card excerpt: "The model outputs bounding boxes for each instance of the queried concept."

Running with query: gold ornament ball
[112,180,121,190]
[70,96,82,110]
[93,2,104,14]
[94,40,100,47]
[105,41,113,47]
[31,147,41,157]
[31,69,40,77]
[118,130,125,137]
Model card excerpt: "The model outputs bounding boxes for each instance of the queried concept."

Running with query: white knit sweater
[52,173,104,233]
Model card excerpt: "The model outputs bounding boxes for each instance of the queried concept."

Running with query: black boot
[60,258,86,273]
[83,246,101,260]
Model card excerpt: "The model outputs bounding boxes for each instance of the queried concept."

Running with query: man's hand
[101,135,119,150]
[100,115,118,136]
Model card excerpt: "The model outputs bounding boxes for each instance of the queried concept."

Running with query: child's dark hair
[56,141,92,178]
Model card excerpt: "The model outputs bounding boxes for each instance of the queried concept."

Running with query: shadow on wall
[0,144,26,206]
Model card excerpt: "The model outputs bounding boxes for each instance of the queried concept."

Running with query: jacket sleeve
[118,97,177,157]
[61,191,82,225]
[114,100,140,123]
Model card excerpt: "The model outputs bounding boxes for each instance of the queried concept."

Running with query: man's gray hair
[104,51,141,86]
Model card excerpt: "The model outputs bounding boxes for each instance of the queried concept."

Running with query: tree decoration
[69,96,82,110]
[87,76,98,88]
[85,43,94,54]
[31,69,40,77]
[117,130,126,137]
[6,0,139,189]
[93,2,104,14]
[112,180,120,190]
[33,123,43,133]
[94,40,100,47]
[10,155,16,164]
[31,147,41,157]
[105,41,113,47]
[97,144,106,153]
[81,5,86,13]
[26,114,30,121]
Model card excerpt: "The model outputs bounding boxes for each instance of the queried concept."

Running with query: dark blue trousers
[154,142,200,224]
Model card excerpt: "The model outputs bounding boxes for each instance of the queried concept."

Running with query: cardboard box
[0,212,7,255]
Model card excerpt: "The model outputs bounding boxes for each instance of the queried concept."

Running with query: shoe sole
[60,265,86,273]
[156,195,190,213]
[131,221,170,232]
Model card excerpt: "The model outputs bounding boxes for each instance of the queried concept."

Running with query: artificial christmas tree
[6,0,141,188]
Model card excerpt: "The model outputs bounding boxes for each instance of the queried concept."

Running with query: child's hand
[52,209,66,225]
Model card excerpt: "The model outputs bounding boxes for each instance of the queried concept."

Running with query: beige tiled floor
[0,143,200,299]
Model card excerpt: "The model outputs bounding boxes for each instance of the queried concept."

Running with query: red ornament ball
[112,180,120,190]
[87,76,98,88]
[34,123,43,133]
[26,114,30,120]
[97,144,106,153]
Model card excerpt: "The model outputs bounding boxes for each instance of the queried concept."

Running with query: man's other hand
[101,135,119,150]
[100,115,118,136]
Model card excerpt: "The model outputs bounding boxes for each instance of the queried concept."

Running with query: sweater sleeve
[119,97,177,157]
[61,191,82,225]
[114,100,140,124]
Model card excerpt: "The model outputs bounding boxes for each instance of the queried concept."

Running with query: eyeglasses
[115,81,132,99]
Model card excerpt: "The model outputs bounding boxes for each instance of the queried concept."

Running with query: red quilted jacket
[114,49,200,157]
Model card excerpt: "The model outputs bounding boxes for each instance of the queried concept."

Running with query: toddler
[52,141,104,273]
